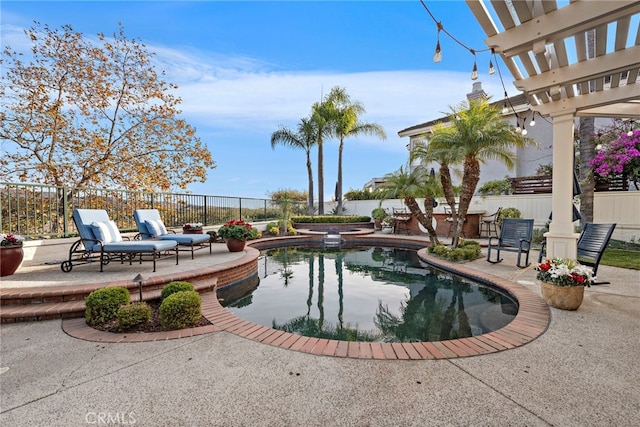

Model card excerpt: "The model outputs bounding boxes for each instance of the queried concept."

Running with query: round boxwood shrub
[160,281,195,301]
[85,287,130,326]
[159,290,202,330]
[116,302,151,330]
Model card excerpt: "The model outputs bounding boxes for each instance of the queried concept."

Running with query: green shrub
[161,281,195,301]
[291,215,371,224]
[116,302,151,330]
[371,207,386,221]
[159,290,202,330]
[85,287,130,326]
[248,227,262,240]
[265,222,280,236]
[498,207,521,225]
[477,178,513,196]
[427,241,481,262]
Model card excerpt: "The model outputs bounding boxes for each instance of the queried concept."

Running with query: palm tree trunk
[454,158,480,247]
[318,139,324,215]
[422,197,441,246]
[306,152,315,215]
[336,139,344,215]
[439,163,457,215]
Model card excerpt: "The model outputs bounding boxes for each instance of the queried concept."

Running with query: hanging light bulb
[470,50,478,80]
[433,40,442,63]
[515,115,522,133]
[488,59,495,75]
[628,128,634,137]
[521,124,528,136]
[529,113,536,127]
[433,23,443,63]
[501,91,509,114]
[471,60,478,80]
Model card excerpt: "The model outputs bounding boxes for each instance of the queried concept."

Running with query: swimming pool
[220,246,518,343]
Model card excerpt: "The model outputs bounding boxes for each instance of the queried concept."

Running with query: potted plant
[535,257,595,310]
[371,207,386,230]
[381,217,394,234]
[1,233,25,276]
[217,219,255,252]
[182,222,204,234]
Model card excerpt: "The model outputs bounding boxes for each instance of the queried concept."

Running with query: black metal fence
[1,182,306,239]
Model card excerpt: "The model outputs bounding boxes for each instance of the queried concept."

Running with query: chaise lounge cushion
[91,220,123,243]
[145,219,168,237]
[135,209,209,245]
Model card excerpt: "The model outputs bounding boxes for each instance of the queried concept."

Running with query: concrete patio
[0,234,638,426]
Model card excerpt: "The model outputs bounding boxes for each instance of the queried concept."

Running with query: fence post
[63,186,69,237]
[239,198,242,220]
[204,196,208,226]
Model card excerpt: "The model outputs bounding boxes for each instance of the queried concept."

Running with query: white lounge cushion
[91,220,123,243]
[145,219,168,237]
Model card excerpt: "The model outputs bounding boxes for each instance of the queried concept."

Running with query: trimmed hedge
[85,287,130,326]
[159,291,202,330]
[116,302,151,330]
[427,240,482,262]
[161,281,195,301]
[292,215,371,224]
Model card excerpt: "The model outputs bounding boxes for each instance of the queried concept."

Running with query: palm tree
[427,99,530,247]
[270,118,317,215]
[310,102,333,215]
[381,165,441,246]
[322,87,386,215]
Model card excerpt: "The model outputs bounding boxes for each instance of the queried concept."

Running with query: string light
[433,22,443,63]
[501,91,509,114]
[521,123,528,135]
[529,111,536,127]
[470,50,478,80]
[420,0,490,80]
[515,115,522,133]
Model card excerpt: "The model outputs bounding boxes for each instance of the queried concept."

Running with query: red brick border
[62,239,550,359]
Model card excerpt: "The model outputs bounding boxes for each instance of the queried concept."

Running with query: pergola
[466,0,640,259]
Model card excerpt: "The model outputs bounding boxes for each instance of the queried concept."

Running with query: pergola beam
[485,1,640,58]
[514,45,640,93]
[531,83,640,117]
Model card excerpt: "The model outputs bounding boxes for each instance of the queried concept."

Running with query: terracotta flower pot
[0,246,24,276]
[540,281,585,310]
[183,228,204,234]
[225,238,246,252]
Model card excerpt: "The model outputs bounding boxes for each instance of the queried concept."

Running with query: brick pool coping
[62,238,551,359]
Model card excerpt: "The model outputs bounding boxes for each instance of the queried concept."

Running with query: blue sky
[1,1,519,199]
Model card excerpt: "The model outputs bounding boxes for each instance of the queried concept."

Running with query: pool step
[0,279,217,323]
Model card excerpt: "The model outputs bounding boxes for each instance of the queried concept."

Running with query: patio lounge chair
[133,209,212,259]
[486,218,534,268]
[61,209,179,273]
[538,223,616,285]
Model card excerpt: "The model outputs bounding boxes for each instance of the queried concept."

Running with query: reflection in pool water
[219,246,517,343]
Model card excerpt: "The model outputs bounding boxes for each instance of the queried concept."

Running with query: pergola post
[543,112,579,259]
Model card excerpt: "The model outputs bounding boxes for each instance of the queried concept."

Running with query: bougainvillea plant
[590,129,640,183]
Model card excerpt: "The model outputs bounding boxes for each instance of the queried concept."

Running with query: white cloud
[148,42,516,155]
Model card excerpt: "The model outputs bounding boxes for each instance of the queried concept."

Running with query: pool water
[220,246,517,343]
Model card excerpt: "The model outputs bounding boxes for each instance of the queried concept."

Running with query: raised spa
[219,246,518,343]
